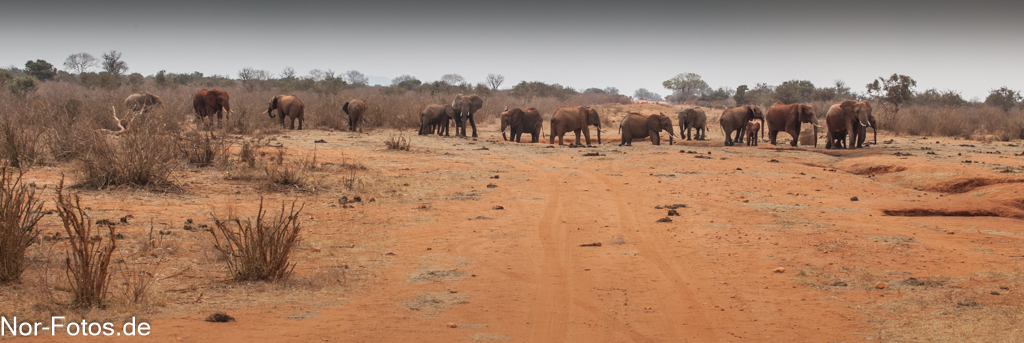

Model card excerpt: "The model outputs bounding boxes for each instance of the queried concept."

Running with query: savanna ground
[2,96,1024,342]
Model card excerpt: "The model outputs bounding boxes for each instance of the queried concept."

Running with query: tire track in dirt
[507,154,719,342]
[588,170,720,342]
[525,167,571,342]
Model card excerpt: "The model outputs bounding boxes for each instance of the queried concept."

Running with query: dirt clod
[773,267,786,273]
[875,282,889,289]
[850,196,859,201]
[667,209,679,216]
[493,205,504,210]
[205,312,235,323]
[656,217,672,223]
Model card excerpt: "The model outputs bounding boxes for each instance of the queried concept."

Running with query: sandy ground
[9,103,1024,342]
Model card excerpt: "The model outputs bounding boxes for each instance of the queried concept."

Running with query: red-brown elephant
[192,89,231,127]
[765,102,818,146]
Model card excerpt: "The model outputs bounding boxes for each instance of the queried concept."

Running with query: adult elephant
[451,94,483,137]
[124,93,162,113]
[500,107,543,143]
[342,99,366,132]
[619,112,675,146]
[192,89,231,127]
[765,102,817,147]
[267,95,304,130]
[677,107,707,141]
[719,105,764,146]
[825,100,872,149]
[856,107,878,148]
[550,106,601,146]
[418,104,455,136]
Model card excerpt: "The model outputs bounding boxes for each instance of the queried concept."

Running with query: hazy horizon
[3,0,1022,100]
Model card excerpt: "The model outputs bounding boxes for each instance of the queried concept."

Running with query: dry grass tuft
[385,133,411,151]
[76,124,180,189]
[56,179,117,308]
[179,128,231,167]
[0,164,45,283]
[209,198,305,281]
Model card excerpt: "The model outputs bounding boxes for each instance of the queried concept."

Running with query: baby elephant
[746,121,761,146]
[618,112,675,146]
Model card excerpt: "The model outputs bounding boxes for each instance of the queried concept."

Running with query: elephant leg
[857,125,867,148]
[788,129,799,147]
[469,115,478,138]
[769,130,779,145]
[650,131,660,145]
[846,122,856,149]
[825,131,833,149]
[723,129,732,146]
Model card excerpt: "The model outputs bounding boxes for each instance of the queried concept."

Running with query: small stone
[493,205,504,210]
[656,217,672,223]
[667,209,679,216]
[447,323,457,328]
[831,281,848,287]
[850,196,859,201]
[654,205,663,209]
[773,267,786,273]
[991,291,1001,296]
[875,282,889,289]
[486,184,498,188]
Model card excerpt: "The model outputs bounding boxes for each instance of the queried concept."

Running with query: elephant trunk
[596,125,601,144]
[760,118,765,140]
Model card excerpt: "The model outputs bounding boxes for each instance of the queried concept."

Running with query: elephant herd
[120,90,875,150]
[418,94,604,146]
[121,90,367,132]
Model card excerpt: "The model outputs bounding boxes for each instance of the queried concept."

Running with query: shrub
[209,198,304,281]
[0,119,45,167]
[8,76,38,98]
[76,124,179,189]
[179,129,230,167]
[56,179,116,308]
[385,133,410,150]
[0,164,45,283]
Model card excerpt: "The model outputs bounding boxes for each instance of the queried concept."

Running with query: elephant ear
[342,101,350,114]
[646,115,661,131]
[839,100,856,113]
[272,95,280,109]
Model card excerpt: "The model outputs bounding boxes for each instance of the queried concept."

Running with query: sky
[2,0,1022,100]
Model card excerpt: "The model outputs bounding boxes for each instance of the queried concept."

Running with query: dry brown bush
[885,105,1023,139]
[76,123,180,189]
[385,132,411,151]
[209,198,305,281]
[0,164,45,283]
[55,179,117,308]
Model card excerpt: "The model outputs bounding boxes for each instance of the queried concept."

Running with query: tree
[126,73,144,86]
[866,74,916,115]
[604,87,620,95]
[509,81,577,101]
[24,60,56,81]
[345,70,368,86]
[101,50,128,77]
[699,87,732,103]
[633,88,662,101]
[734,85,749,105]
[280,67,296,79]
[486,73,505,90]
[773,80,815,104]
[985,87,1021,112]
[238,67,271,91]
[154,70,167,87]
[916,89,966,108]
[390,74,421,91]
[63,53,97,74]
[308,69,326,81]
[663,73,710,102]
[441,74,466,86]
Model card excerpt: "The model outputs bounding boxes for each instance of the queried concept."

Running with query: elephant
[342,99,367,132]
[451,94,483,137]
[746,121,761,146]
[192,89,231,127]
[418,104,455,136]
[825,100,872,149]
[765,102,818,147]
[500,107,543,143]
[549,106,601,146]
[618,112,675,146]
[719,105,764,146]
[124,93,162,113]
[856,109,878,148]
[677,107,707,140]
[266,95,304,130]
